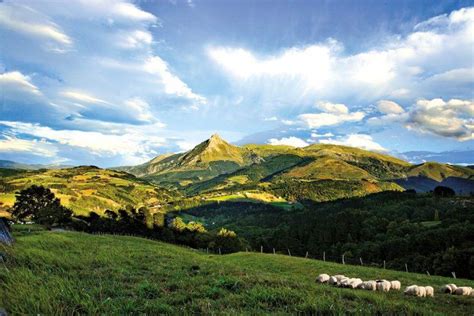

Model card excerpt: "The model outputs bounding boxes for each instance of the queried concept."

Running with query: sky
[0,0,473,167]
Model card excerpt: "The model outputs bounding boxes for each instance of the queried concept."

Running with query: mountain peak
[178,134,245,166]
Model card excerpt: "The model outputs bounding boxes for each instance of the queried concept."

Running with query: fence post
[287,249,291,256]
[342,254,345,265]
[452,272,456,279]
[218,248,221,255]
[323,251,326,262]
[260,245,263,254]
[405,263,408,273]
[273,248,276,255]
[245,247,248,253]
[383,260,386,269]
[359,257,363,265]
[426,271,430,276]
[206,248,208,254]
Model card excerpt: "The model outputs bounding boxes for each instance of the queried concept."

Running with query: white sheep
[364,280,377,291]
[418,286,427,297]
[424,286,434,297]
[454,287,472,296]
[316,273,330,284]
[338,277,350,288]
[334,275,346,282]
[347,278,363,289]
[404,285,420,296]
[376,280,391,292]
[329,276,338,285]
[390,280,401,290]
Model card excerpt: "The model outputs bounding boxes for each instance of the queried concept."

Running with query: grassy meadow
[1,226,473,314]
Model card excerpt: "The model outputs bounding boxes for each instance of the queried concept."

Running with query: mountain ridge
[117,135,474,195]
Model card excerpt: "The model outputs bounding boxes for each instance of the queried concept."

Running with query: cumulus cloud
[377,100,405,114]
[406,98,474,141]
[209,7,474,108]
[297,101,365,128]
[319,134,387,152]
[268,136,309,147]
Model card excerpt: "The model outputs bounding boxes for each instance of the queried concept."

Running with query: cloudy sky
[0,0,473,166]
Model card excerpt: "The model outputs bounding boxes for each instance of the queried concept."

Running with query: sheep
[338,277,350,288]
[328,276,338,285]
[454,287,472,296]
[376,280,391,292]
[390,280,401,290]
[441,283,458,294]
[334,275,346,282]
[316,273,330,284]
[404,285,420,296]
[363,280,377,291]
[424,286,434,297]
[349,278,363,289]
[418,286,427,297]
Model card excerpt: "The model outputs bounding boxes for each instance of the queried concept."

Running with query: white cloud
[143,56,206,104]
[311,132,334,138]
[316,101,349,114]
[61,90,110,104]
[123,97,161,124]
[0,136,58,157]
[320,134,387,152]
[110,2,157,22]
[0,120,169,164]
[268,136,309,147]
[298,108,365,129]
[209,7,474,108]
[377,100,405,114]
[0,71,42,97]
[0,4,72,46]
[406,98,474,140]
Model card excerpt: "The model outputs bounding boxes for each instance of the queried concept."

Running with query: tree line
[7,185,245,254]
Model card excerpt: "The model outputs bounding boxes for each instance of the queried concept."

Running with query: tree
[12,185,72,227]
[434,186,455,197]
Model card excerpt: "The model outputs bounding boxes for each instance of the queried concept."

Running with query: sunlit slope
[2,228,473,314]
[0,166,176,216]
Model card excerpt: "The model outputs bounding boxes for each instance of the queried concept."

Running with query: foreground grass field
[1,227,474,314]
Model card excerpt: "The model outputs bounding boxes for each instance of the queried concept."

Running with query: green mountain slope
[0,166,177,216]
[3,227,473,314]
[119,135,474,200]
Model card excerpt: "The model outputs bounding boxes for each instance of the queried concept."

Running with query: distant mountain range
[0,160,71,170]
[1,135,473,216]
[400,150,474,165]
[118,134,474,196]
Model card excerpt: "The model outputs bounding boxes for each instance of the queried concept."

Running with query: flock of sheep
[316,273,474,298]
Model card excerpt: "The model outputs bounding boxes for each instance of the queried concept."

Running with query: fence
[200,245,458,279]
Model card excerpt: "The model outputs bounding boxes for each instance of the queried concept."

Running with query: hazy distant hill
[0,160,71,170]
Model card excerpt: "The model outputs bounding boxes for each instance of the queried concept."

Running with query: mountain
[120,135,474,200]
[120,134,259,187]
[401,150,474,165]
[0,166,178,216]
[0,160,71,170]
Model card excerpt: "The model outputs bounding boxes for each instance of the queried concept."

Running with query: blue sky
[0,0,473,166]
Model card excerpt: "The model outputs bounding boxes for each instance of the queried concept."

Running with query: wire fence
[199,245,459,279]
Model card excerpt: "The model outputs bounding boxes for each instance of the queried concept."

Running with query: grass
[1,227,473,314]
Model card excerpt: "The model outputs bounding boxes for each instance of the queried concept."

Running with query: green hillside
[0,166,177,216]
[117,135,473,201]
[2,226,473,314]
